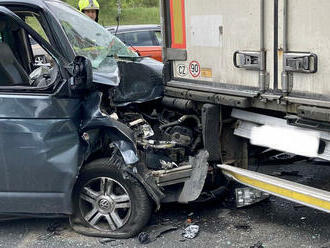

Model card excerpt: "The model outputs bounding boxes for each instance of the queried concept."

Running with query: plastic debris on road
[138,225,178,244]
[182,225,200,239]
[250,241,264,248]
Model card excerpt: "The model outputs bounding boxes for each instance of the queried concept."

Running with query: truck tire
[72,156,152,238]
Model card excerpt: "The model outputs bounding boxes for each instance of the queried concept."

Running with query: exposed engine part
[121,113,155,139]
[119,109,202,171]
[166,126,193,146]
[161,97,195,112]
[159,115,201,131]
[144,149,184,170]
[138,140,176,149]
[144,147,185,170]
[151,164,192,187]
[129,118,155,139]
[160,160,178,170]
[129,118,145,126]
[109,112,119,120]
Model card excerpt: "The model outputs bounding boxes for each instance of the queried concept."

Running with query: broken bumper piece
[235,187,269,208]
[218,164,330,213]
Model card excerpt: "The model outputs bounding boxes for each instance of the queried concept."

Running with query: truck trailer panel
[172,0,275,90]
[164,0,330,105]
[279,0,330,99]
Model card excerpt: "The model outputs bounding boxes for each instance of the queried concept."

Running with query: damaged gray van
[0,0,215,238]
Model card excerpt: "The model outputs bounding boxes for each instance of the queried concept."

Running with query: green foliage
[63,0,160,25]
[64,0,159,8]
[99,7,159,26]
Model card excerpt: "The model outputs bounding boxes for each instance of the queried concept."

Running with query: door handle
[283,52,318,73]
[233,51,265,71]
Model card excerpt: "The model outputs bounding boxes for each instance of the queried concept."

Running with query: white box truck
[160,0,330,212]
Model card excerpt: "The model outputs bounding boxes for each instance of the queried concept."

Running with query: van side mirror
[71,56,93,90]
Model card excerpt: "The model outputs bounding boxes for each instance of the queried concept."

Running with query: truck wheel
[72,156,152,238]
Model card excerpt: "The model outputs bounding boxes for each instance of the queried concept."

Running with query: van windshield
[46,1,137,75]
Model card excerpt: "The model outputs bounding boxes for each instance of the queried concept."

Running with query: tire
[72,155,152,238]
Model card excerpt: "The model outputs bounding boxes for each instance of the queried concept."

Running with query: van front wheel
[72,157,152,238]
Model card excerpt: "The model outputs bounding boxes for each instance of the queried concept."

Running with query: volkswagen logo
[98,199,111,210]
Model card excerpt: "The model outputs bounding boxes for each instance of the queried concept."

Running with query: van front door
[0,6,82,214]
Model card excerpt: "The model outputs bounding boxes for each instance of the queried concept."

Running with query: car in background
[106,24,162,62]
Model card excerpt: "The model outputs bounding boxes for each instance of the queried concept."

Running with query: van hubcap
[79,177,131,231]
[98,198,112,211]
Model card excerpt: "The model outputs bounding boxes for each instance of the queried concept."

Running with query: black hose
[159,115,201,130]
[194,186,228,203]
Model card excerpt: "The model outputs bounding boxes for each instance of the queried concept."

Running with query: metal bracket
[284,52,318,73]
[233,51,265,71]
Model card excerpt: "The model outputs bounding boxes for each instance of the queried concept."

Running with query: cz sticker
[177,64,188,77]
[189,61,201,78]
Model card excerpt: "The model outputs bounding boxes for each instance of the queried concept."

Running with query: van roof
[0,0,64,10]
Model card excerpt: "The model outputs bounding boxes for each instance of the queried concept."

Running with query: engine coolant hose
[159,115,201,130]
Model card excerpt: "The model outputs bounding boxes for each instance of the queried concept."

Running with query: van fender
[81,117,139,165]
[81,118,164,208]
[81,92,138,165]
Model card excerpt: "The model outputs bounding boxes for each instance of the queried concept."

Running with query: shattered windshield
[46,1,137,76]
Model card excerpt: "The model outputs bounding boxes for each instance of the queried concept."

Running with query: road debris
[234,224,251,230]
[99,238,117,245]
[235,187,270,208]
[272,171,303,177]
[250,241,264,248]
[182,224,200,239]
[138,225,178,244]
[138,232,150,244]
[218,208,231,218]
[293,204,307,210]
[321,241,330,248]
[37,221,66,240]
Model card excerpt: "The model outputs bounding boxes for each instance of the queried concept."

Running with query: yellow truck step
[218,164,330,213]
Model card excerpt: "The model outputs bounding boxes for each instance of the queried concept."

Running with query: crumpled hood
[93,66,121,87]
[93,57,164,106]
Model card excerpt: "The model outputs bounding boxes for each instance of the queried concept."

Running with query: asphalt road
[1,161,330,248]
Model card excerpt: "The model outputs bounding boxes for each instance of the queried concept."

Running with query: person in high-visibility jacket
[78,0,100,22]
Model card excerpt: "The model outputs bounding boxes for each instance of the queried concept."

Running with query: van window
[15,12,51,65]
[24,15,49,42]
[0,14,58,90]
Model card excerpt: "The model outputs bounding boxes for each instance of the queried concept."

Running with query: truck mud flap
[218,164,330,213]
